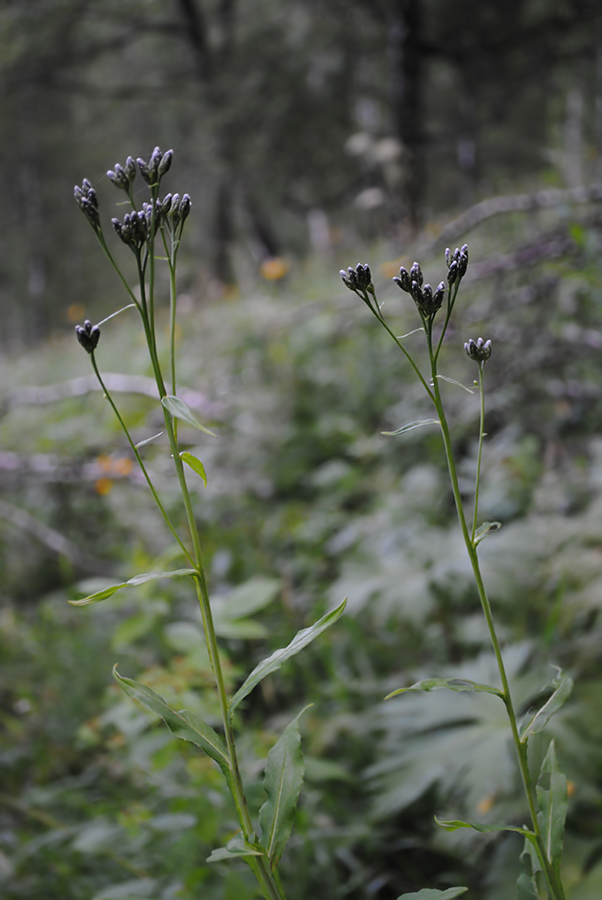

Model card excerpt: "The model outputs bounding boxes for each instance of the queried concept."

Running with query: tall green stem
[428,353,564,900]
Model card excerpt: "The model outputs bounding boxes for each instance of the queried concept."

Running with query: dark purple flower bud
[447,260,458,285]
[410,261,423,286]
[464,337,492,362]
[75,320,101,354]
[393,266,412,293]
[158,149,173,177]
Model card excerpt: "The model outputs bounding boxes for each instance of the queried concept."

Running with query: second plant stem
[429,349,565,900]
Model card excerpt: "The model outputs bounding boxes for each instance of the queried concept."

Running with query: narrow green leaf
[536,740,567,874]
[386,676,503,701]
[180,451,208,486]
[436,816,533,837]
[518,834,542,900]
[69,569,197,606]
[259,706,310,868]
[229,599,347,719]
[520,669,573,742]
[473,521,502,546]
[396,889,468,900]
[161,395,217,437]
[434,374,475,394]
[382,418,440,437]
[396,327,425,339]
[207,833,264,863]
[112,668,234,791]
[135,431,163,449]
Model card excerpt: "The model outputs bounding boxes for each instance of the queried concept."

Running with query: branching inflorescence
[341,250,570,900]
[71,149,346,900]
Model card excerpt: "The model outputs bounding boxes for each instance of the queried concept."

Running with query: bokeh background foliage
[3,1,602,899]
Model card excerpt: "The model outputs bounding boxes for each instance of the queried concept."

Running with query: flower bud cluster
[340,263,374,295]
[107,157,137,191]
[137,146,173,186]
[74,179,101,232]
[445,244,469,285]
[112,210,150,251]
[165,192,192,232]
[75,319,100,354]
[394,260,445,319]
[464,336,492,362]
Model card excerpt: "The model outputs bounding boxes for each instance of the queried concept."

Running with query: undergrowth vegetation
[2,185,602,898]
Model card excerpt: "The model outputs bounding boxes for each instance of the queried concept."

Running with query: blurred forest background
[3,1,602,898]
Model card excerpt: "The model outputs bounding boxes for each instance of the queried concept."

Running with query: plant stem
[471,364,485,541]
[428,353,564,900]
[89,352,193,566]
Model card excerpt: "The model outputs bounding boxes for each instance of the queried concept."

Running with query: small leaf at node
[519,668,573,742]
[473,521,502,546]
[207,833,265,863]
[135,431,164,449]
[180,451,208,486]
[69,568,197,606]
[382,418,440,437]
[396,888,468,900]
[386,676,503,700]
[435,816,533,837]
[161,395,217,436]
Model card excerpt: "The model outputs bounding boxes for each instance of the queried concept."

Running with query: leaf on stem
[386,676,503,701]
[259,705,311,868]
[432,375,475,394]
[113,668,235,791]
[519,668,573,742]
[473,521,502,546]
[135,431,164,448]
[180,451,207,486]
[207,832,265,863]
[381,419,440,437]
[228,599,347,719]
[161,395,217,437]
[69,568,197,606]
[396,889,468,900]
[536,740,567,874]
[518,835,542,900]
[435,816,533,837]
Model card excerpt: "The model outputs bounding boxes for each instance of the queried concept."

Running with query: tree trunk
[387,0,425,232]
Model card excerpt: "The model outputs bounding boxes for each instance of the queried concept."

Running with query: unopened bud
[75,320,101,354]
[464,337,492,362]
[393,266,412,292]
[410,261,423,286]
[158,149,173,177]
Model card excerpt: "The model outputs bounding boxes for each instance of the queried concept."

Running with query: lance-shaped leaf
[259,706,310,868]
[435,816,533,838]
[536,740,567,875]
[207,832,265,863]
[161,395,217,437]
[179,451,208,486]
[396,888,468,900]
[520,668,573,742]
[69,569,197,606]
[473,521,502,546]
[229,599,347,719]
[113,668,234,792]
[433,374,475,394]
[386,676,503,701]
[382,418,440,437]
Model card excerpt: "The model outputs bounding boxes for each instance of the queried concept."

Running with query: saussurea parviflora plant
[341,253,572,900]
[72,148,346,900]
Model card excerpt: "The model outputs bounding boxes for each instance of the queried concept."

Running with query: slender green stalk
[89,352,193,567]
[428,350,564,900]
[471,364,485,541]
